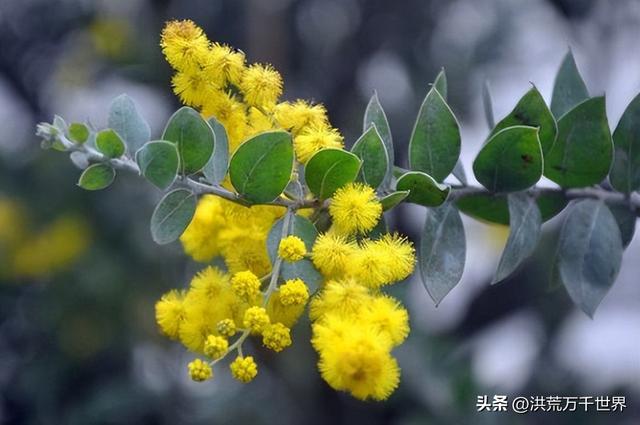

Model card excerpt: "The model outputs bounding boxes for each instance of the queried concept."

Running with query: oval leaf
[351,125,388,189]
[550,50,589,119]
[68,122,89,144]
[150,188,197,245]
[556,200,623,317]
[396,171,450,207]
[202,117,229,186]
[473,126,543,193]
[305,148,361,199]
[492,193,542,284]
[78,163,115,191]
[491,86,557,155]
[162,107,214,174]
[607,203,636,248]
[409,87,461,182]
[229,131,294,204]
[420,202,466,306]
[136,140,179,190]
[363,93,393,187]
[544,97,612,188]
[380,190,410,211]
[457,192,567,225]
[96,129,126,158]
[609,93,640,193]
[108,94,151,153]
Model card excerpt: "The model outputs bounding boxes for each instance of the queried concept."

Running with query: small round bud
[216,318,237,337]
[278,236,307,262]
[203,335,228,359]
[262,323,292,352]
[230,355,258,383]
[231,270,261,300]
[187,358,212,382]
[278,279,309,306]
[243,306,270,333]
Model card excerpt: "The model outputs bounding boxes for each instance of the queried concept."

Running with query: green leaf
[456,191,567,225]
[96,129,126,158]
[490,86,557,154]
[108,94,151,152]
[607,203,636,248]
[433,68,447,99]
[555,200,622,317]
[493,193,542,284]
[396,171,450,207]
[550,50,589,118]
[150,188,197,245]
[135,141,179,190]
[267,215,322,291]
[202,117,229,186]
[609,93,640,193]
[162,107,215,175]
[473,126,543,192]
[351,125,388,189]
[482,80,495,129]
[419,202,466,305]
[409,87,461,182]
[305,148,361,199]
[363,92,393,187]
[229,131,294,204]
[77,163,115,191]
[544,97,612,188]
[452,160,467,185]
[380,190,410,211]
[68,123,89,144]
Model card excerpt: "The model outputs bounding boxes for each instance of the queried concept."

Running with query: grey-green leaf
[135,140,179,190]
[396,171,450,207]
[550,50,589,118]
[482,80,495,129]
[202,117,229,186]
[409,87,461,182]
[607,203,636,248]
[491,86,557,155]
[229,131,293,204]
[108,94,151,153]
[493,193,542,284]
[351,125,388,189]
[150,188,197,245]
[78,163,115,191]
[556,200,623,317]
[380,190,410,211]
[433,68,447,100]
[544,97,612,188]
[363,92,393,187]
[96,129,126,158]
[305,148,361,199]
[473,126,543,192]
[420,202,466,305]
[68,122,89,144]
[162,107,215,175]
[609,93,640,193]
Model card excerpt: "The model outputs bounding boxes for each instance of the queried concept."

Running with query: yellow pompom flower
[155,290,186,340]
[360,296,410,346]
[230,355,258,383]
[278,279,309,306]
[171,69,217,107]
[278,235,307,262]
[239,63,283,108]
[311,232,358,278]
[350,235,415,288]
[161,20,210,72]
[187,358,213,382]
[309,278,372,321]
[262,323,292,352]
[372,233,416,282]
[275,100,328,134]
[243,306,270,333]
[312,315,399,400]
[203,335,229,359]
[293,123,344,163]
[329,183,382,235]
[208,42,245,86]
[231,270,262,300]
[189,266,230,301]
[180,195,226,262]
[216,318,237,337]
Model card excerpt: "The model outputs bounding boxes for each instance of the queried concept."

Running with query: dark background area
[0,0,639,424]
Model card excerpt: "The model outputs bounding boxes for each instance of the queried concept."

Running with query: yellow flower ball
[262,323,292,352]
[329,183,382,235]
[311,232,358,278]
[230,356,258,383]
[278,235,307,262]
[231,270,262,300]
[187,358,213,382]
[275,100,328,135]
[216,318,237,337]
[309,278,372,321]
[203,335,229,359]
[278,279,309,306]
[155,290,186,340]
[293,123,344,163]
[239,63,283,108]
[360,296,410,346]
[160,20,210,72]
[243,306,270,333]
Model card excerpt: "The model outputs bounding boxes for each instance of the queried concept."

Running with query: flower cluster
[155,20,416,401]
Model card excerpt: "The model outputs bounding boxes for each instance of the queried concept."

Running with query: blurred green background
[0,0,639,424]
